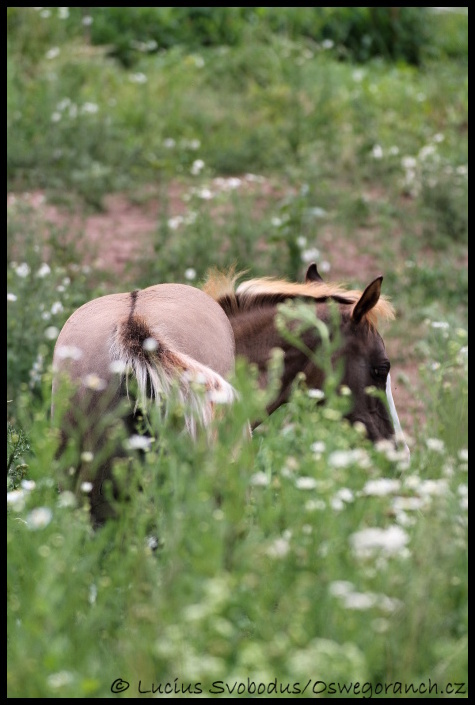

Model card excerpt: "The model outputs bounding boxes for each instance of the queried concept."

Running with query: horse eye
[372,364,390,379]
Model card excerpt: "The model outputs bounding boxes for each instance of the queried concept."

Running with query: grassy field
[8,8,467,698]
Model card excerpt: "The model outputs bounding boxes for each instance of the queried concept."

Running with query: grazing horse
[204,264,407,449]
[52,265,407,523]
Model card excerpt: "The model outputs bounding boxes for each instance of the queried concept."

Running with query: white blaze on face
[386,373,410,460]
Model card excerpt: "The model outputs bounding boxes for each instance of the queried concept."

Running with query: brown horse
[52,265,407,522]
[204,264,406,447]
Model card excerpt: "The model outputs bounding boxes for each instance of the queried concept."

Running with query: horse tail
[110,314,236,438]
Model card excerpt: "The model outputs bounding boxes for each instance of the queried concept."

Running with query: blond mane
[203,268,395,326]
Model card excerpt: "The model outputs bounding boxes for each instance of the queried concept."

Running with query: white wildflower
[426,437,445,453]
[124,435,153,451]
[361,478,401,496]
[350,525,409,559]
[328,448,370,469]
[57,491,77,508]
[45,47,60,60]
[250,472,270,487]
[82,374,107,391]
[143,337,158,351]
[301,247,320,263]
[55,345,83,361]
[8,293,17,302]
[7,489,27,511]
[109,359,128,374]
[26,507,53,530]
[81,102,99,114]
[15,263,30,278]
[371,144,383,159]
[37,263,51,278]
[266,537,290,558]
[44,326,59,340]
[310,441,326,455]
[295,476,318,490]
[184,268,196,281]
[129,72,147,84]
[47,671,74,689]
[190,159,205,175]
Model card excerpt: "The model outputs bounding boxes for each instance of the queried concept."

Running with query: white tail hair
[110,323,236,439]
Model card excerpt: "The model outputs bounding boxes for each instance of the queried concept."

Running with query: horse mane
[203,267,395,327]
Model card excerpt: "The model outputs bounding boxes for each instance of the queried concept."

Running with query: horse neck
[226,304,325,411]
[227,306,281,366]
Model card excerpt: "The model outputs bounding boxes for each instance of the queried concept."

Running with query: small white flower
[47,671,74,689]
[26,507,53,530]
[37,263,51,278]
[83,374,107,391]
[7,293,17,302]
[352,69,365,82]
[196,187,213,200]
[163,138,176,149]
[431,321,449,330]
[190,159,205,175]
[57,491,77,508]
[81,482,93,493]
[295,476,318,490]
[129,72,147,84]
[50,301,64,315]
[250,472,270,487]
[266,537,290,558]
[143,337,158,351]
[81,102,99,114]
[350,525,409,559]
[168,215,184,230]
[45,47,60,60]
[184,268,196,281]
[80,452,94,463]
[458,449,468,462]
[328,448,370,469]
[44,326,59,340]
[310,441,326,454]
[55,345,83,361]
[321,39,334,49]
[109,359,127,374]
[401,156,417,170]
[15,263,30,278]
[308,388,324,400]
[426,437,445,453]
[301,247,320,263]
[125,435,153,451]
[329,580,355,597]
[362,478,401,496]
[371,144,383,159]
[7,489,26,511]
[82,15,93,26]
[21,480,36,491]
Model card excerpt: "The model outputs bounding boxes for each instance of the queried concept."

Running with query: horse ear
[305,262,324,283]
[351,276,383,324]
